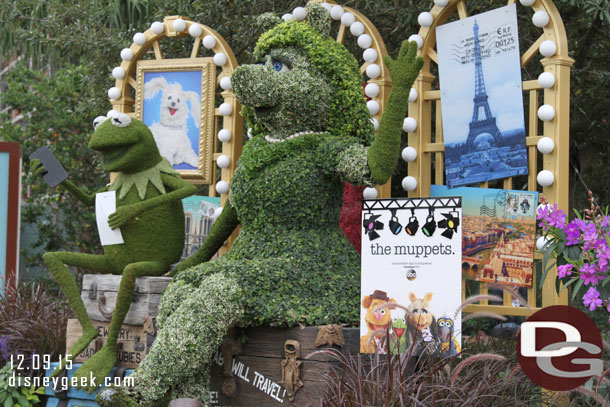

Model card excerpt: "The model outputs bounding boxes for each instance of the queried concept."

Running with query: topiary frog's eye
[273,61,290,73]
[93,115,108,130]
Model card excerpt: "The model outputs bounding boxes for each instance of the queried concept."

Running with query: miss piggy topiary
[98,3,422,405]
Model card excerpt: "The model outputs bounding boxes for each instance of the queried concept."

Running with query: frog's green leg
[42,252,112,378]
[172,203,239,275]
[74,260,168,393]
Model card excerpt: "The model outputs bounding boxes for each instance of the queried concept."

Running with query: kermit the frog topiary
[32,112,196,392]
[98,2,423,406]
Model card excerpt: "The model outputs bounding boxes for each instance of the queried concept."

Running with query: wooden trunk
[66,319,156,368]
[80,274,172,325]
[209,326,359,407]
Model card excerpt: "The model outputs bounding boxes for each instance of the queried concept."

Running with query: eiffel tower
[466,20,503,150]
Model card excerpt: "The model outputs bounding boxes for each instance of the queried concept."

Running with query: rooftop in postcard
[135,58,216,184]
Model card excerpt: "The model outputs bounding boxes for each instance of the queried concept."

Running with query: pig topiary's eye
[273,61,290,73]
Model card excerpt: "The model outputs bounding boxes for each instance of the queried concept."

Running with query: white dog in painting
[144,77,200,167]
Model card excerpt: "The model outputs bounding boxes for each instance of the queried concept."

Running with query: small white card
[95,191,124,246]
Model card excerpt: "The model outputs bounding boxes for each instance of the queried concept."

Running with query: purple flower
[564,221,581,246]
[557,264,573,278]
[579,263,604,285]
[583,287,602,311]
[537,204,550,220]
[547,208,566,230]
[600,215,610,229]
[596,244,610,271]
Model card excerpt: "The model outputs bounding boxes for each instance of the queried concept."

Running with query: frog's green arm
[367,41,424,185]
[30,157,108,206]
[108,174,196,230]
[61,180,109,207]
[172,203,239,275]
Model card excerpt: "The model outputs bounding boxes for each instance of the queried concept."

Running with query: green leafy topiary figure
[98,2,422,406]
[32,112,196,392]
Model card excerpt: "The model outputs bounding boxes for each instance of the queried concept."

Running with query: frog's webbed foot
[51,325,97,378]
[73,344,117,393]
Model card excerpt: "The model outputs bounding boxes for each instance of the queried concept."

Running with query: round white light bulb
[217,155,231,168]
[538,72,555,89]
[540,40,557,57]
[532,10,549,27]
[320,2,332,11]
[363,187,378,199]
[202,35,216,49]
[537,170,554,187]
[367,100,380,115]
[341,12,355,27]
[293,7,307,21]
[402,176,417,192]
[112,67,125,79]
[120,48,133,61]
[330,5,344,20]
[519,0,536,6]
[538,105,555,121]
[408,88,418,103]
[366,64,381,79]
[403,117,417,133]
[173,18,186,32]
[537,137,555,154]
[434,0,449,7]
[357,34,373,49]
[151,21,164,34]
[350,22,365,36]
[218,129,232,142]
[215,181,229,194]
[213,207,223,220]
[220,76,232,90]
[401,146,417,162]
[365,83,380,98]
[219,103,233,116]
[536,236,552,251]
[282,13,294,21]
[363,48,378,63]
[189,24,203,38]
[133,32,146,46]
[214,52,227,66]
[408,34,424,49]
[418,12,434,27]
[108,87,121,100]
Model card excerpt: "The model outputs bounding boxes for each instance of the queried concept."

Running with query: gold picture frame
[135,58,216,184]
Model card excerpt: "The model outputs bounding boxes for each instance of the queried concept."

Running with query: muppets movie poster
[360,197,462,357]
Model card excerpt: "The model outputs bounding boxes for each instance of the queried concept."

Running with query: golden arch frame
[407,0,573,315]
[108,15,243,203]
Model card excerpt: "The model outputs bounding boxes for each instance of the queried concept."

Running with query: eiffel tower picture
[436,4,528,188]
[466,20,503,150]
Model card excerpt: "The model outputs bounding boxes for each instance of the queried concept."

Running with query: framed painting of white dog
[135,58,216,184]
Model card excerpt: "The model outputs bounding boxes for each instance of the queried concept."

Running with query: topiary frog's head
[231,2,373,143]
[89,112,162,173]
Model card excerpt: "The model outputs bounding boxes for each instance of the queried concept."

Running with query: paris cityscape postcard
[430,185,537,288]
[436,4,528,188]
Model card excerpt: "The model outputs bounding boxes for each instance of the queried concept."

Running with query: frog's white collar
[265,131,315,144]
